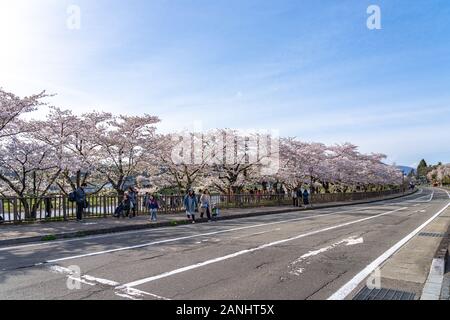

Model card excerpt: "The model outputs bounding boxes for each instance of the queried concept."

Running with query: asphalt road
[0,187,449,300]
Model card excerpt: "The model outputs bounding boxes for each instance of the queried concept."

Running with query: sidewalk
[0,190,416,247]
[351,205,450,300]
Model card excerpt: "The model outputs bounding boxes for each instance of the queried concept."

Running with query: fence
[0,188,405,224]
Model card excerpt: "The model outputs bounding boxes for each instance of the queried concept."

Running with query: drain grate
[418,232,446,238]
[353,287,416,300]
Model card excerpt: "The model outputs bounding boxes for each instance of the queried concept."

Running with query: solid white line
[118,207,407,289]
[328,199,450,300]
[43,206,384,264]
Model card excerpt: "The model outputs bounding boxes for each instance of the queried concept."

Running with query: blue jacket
[147,199,159,209]
[184,195,197,213]
[75,187,86,204]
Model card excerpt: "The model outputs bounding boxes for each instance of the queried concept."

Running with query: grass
[41,235,57,241]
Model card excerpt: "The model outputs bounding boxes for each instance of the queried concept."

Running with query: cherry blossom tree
[96,114,161,196]
[153,132,215,193]
[0,88,48,139]
[0,137,62,219]
[427,164,450,185]
[29,107,112,194]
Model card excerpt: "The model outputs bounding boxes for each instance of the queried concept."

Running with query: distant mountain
[396,166,415,175]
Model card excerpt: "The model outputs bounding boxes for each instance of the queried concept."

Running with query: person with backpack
[147,194,159,222]
[74,183,87,222]
[184,189,198,224]
[200,189,212,222]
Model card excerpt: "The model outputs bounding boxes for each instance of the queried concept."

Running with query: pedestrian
[128,187,137,218]
[147,194,159,222]
[75,183,87,222]
[184,189,198,224]
[143,192,149,212]
[123,192,132,218]
[296,187,303,206]
[114,196,127,218]
[200,189,212,222]
[196,189,202,213]
[0,199,3,224]
[44,196,53,218]
[291,188,298,207]
[303,189,310,206]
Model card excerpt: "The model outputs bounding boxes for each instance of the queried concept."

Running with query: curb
[421,224,450,300]
[0,189,418,247]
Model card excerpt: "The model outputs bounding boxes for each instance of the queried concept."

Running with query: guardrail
[0,188,407,224]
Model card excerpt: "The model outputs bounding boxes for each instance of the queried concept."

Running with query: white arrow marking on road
[289,236,364,275]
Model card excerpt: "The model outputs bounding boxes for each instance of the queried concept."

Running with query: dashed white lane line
[40,206,389,264]
[328,196,450,300]
[117,207,407,289]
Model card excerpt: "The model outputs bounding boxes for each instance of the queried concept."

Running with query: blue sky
[1,0,449,167]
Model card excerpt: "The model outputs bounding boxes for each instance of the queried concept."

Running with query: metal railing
[0,188,405,224]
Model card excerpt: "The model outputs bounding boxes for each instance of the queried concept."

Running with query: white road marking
[406,191,434,203]
[49,265,119,286]
[328,199,450,300]
[118,207,406,289]
[41,206,386,264]
[289,236,364,276]
[48,264,170,300]
[115,287,170,301]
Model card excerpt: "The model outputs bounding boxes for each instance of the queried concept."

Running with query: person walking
[44,196,53,218]
[291,188,298,207]
[143,192,150,212]
[75,183,87,222]
[128,187,137,218]
[123,192,132,218]
[0,199,4,223]
[296,187,303,207]
[147,195,159,222]
[184,189,198,224]
[303,189,310,207]
[196,189,202,213]
[200,189,212,222]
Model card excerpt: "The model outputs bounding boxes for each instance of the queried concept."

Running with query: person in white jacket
[199,189,212,221]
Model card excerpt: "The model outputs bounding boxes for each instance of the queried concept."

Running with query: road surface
[0,187,449,300]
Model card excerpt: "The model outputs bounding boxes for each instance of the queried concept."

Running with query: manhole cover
[418,232,446,238]
[353,287,416,300]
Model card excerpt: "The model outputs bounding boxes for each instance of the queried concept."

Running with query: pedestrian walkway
[0,190,415,246]
[353,206,450,300]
